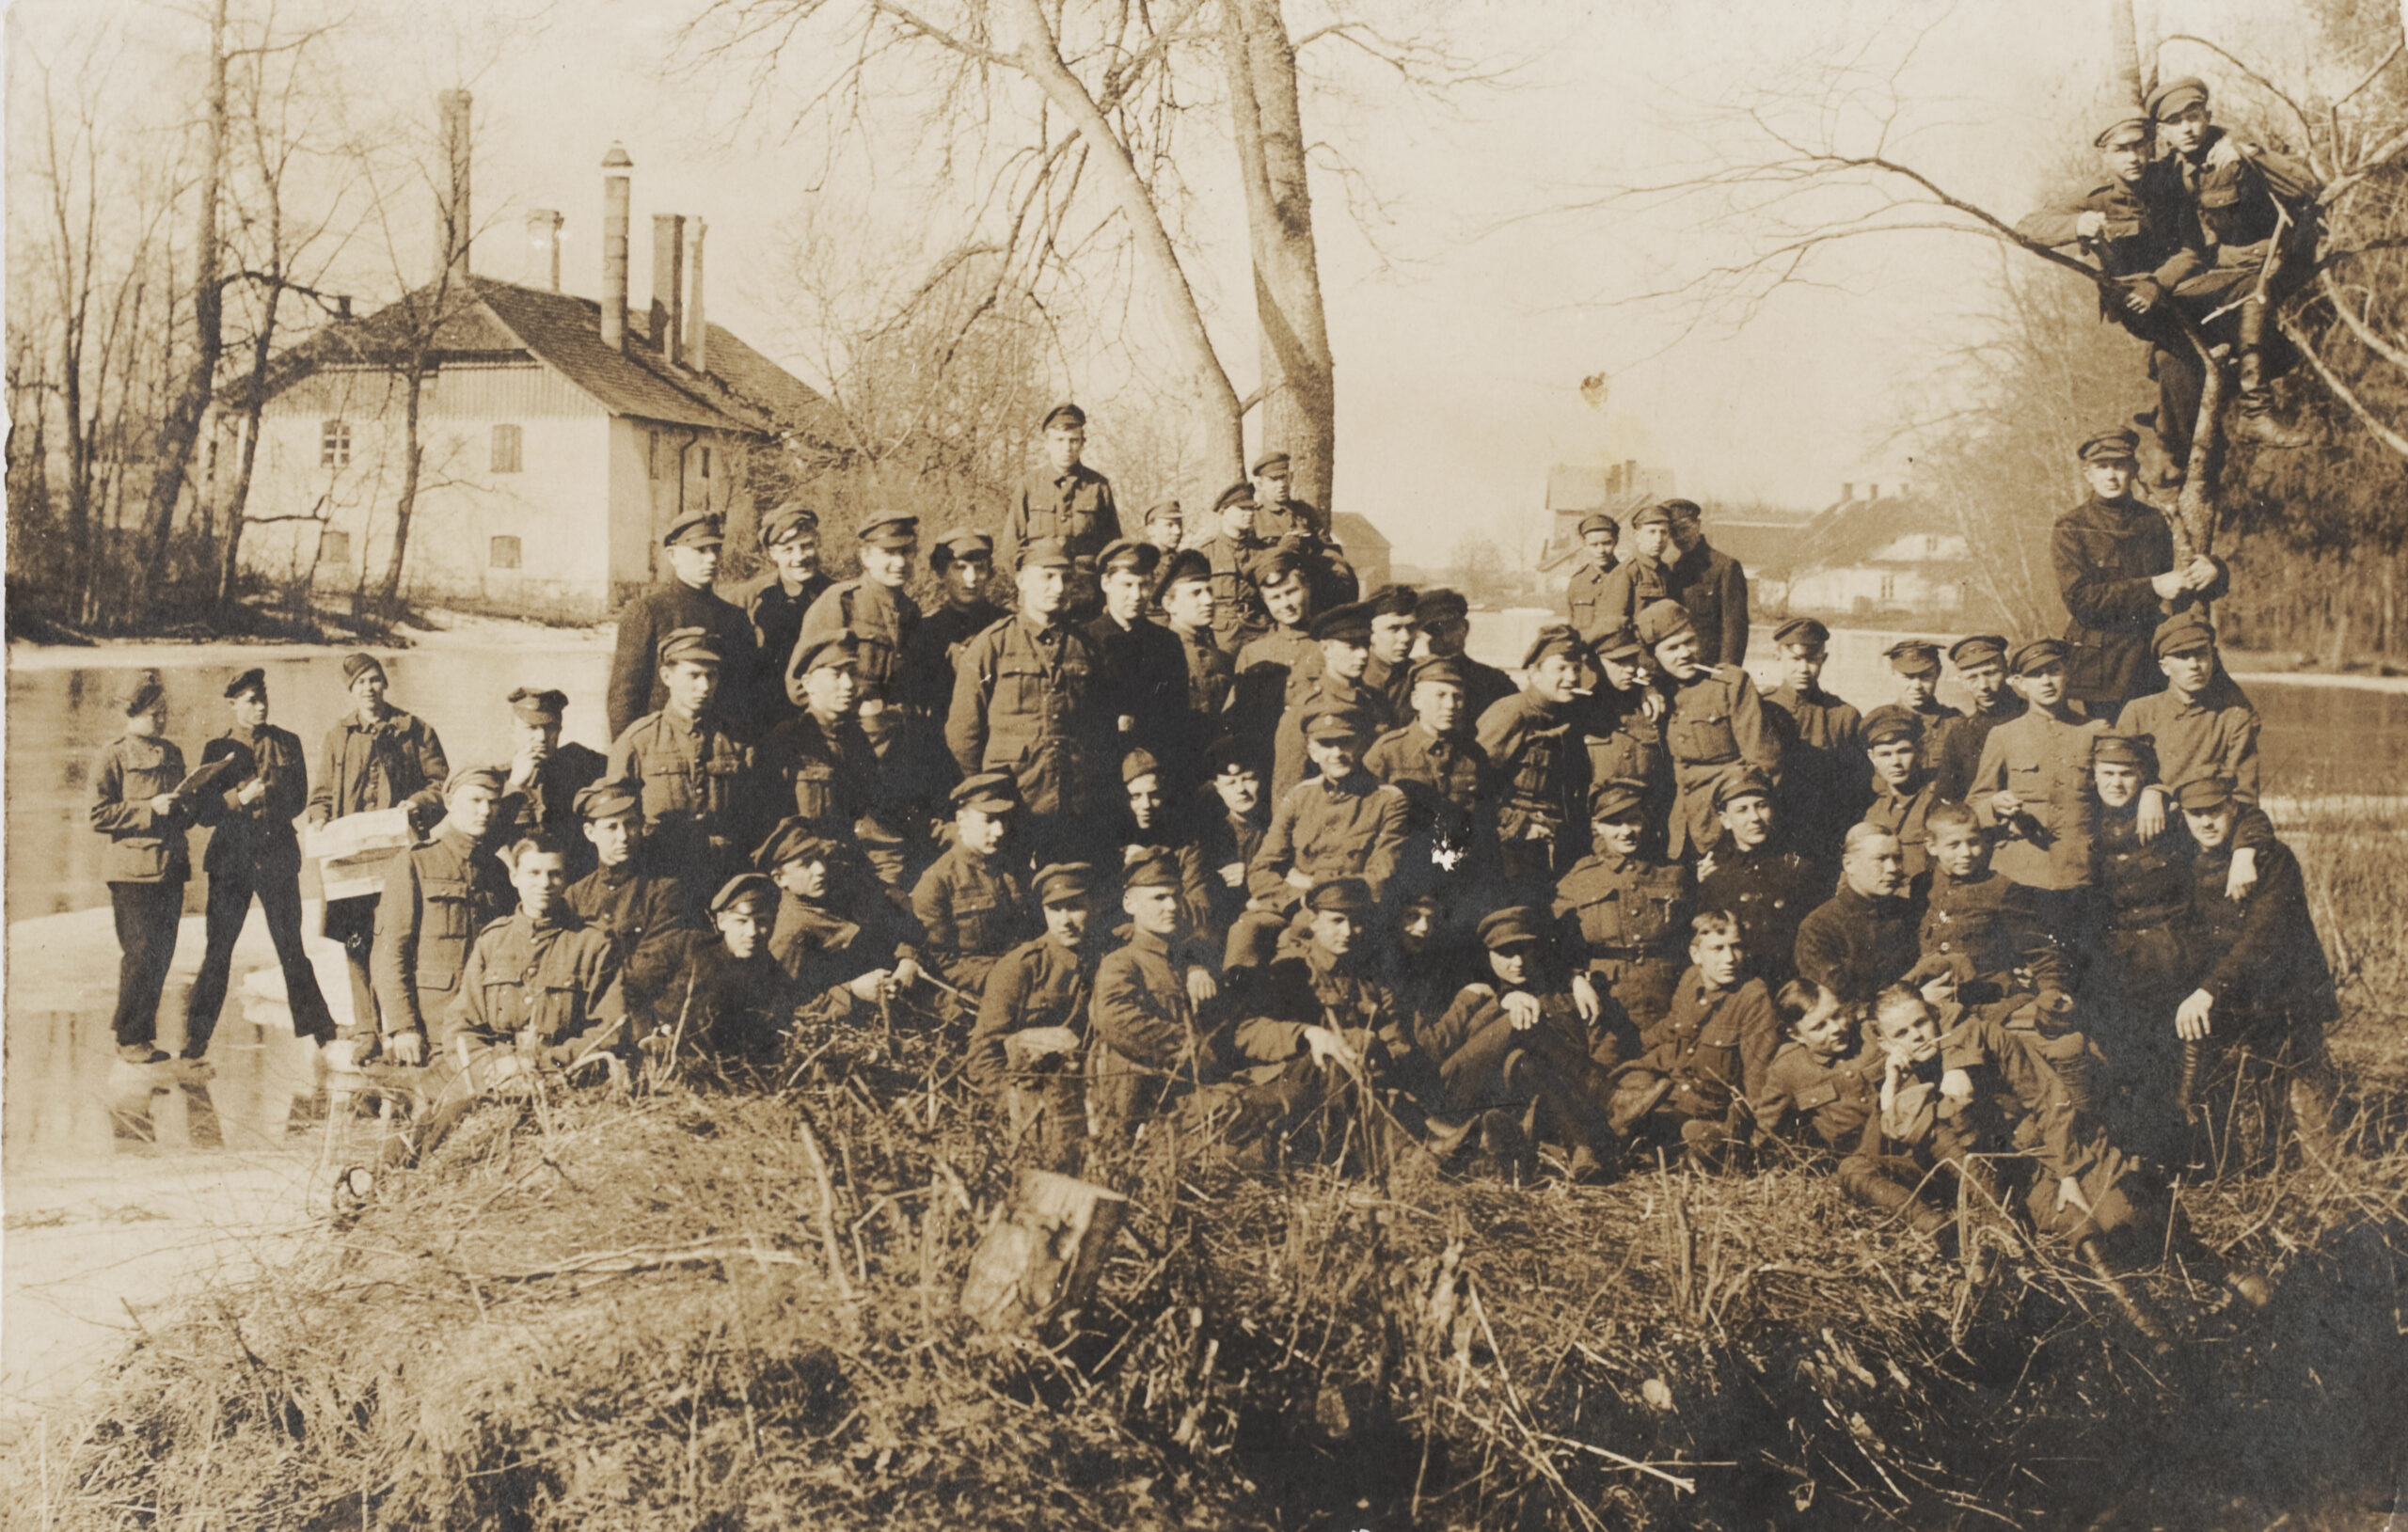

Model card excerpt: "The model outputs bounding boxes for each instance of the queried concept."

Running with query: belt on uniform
[1588,948,1664,966]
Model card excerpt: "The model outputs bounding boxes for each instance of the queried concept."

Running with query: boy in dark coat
[89,672,196,1064]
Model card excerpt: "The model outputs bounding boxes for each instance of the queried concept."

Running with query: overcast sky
[7,0,2342,565]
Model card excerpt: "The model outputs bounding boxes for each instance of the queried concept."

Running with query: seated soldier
[1860,704,1942,894]
[1478,624,1592,895]
[910,772,1034,995]
[1883,640,1963,727]
[1272,601,1394,800]
[967,863,1118,1159]
[494,687,610,882]
[1090,851,1238,1147]
[1695,766,1822,994]
[1641,599,1782,862]
[1364,654,1499,903]
[565,777,700,974]
[2085,734,2198,1155]
[1761,616,1868,875]
[1111,748,1215,937]
[1229,706,1407,972]
[762,630,879,848]
[1381,887,1481,1040]
[2174,775,2341,1165]
[1609,910,1776,1169]
[2117,611,2261,838]
[371,766,515,1067]
[1796,824,1921,1008]
[757,819,921,1003]
[1920,801,2082,1077]
[1415,907,1625,1181]
[1556,778,1692,1033]
[1196,737,1268,933]
[606,627,758,886]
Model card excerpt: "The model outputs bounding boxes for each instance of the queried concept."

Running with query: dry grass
[12,819,2408,1531]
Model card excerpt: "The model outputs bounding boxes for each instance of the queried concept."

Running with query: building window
[491,423,523,473]
[700,444,712,479]
[320,419,351,468]
[320,529,351,566]
[647,429,663,480]
[1878,574,1897,602]
[1925,534,1940,556]
[490,535,522,570]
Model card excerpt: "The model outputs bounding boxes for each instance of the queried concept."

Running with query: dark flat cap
[1861,703,1924,746]
[657,627,723,668]
[858,509,918,546]
[1098,538,1160,577]
[1409,655,1468,690]
[759,503,818,547]
[1883,639,1942,677]
[2147,75,2208,121]
[1523,624,1585,668]
[793,632,861,677]
[2011,637,2072,675]
[1773,617,1829,649]
[1156,546,1212,597]
[1592,625,1646,663]
[927,529,993,575]
[2175,775,2236,812]
[443,765,508,798]
[341,652,387,686]
[1301,705,1372,742]
[2089,732,2154,768]
[755,818,839,873]
[1121,850,1182,892]
[507,687,567,724]
[951,771,1021,813]
[1656,498,1703,522]
[1212,482,1259,515]
[1310,602,1372,645]
[1019,537,1073,572]
[1589,777,1649,821]
[1576,512,1620,538]
[1636,600,1697,649]
[663,510,724,549]
[1714,766,1775,810]
[1142,498,1182,525]
[119,670,166,715]
[1034,861,1096,904]
[573,778,642,821]
[2152,610,2217,657]
[1477,906,1548,951]
[1416,587,1468,623]
[224,668,267,701]
[1041,403,1086,431]
[2094,115,2151,150]
[1306,876,1372,914]
[1203,736,1258,777]
[1251,451,1291,477]
[1949,635,2010,669]
[2078,427,2139,464]
[710,873,779,916]
[1252,547,1305,585]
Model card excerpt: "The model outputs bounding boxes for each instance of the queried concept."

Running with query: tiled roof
[1332,511,1389,554]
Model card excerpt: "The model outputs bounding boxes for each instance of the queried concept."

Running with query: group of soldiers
[92,373,2338,1336]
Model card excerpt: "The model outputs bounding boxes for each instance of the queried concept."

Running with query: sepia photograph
[4,0,2405,1524]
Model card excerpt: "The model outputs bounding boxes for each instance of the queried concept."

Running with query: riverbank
[5,609,613,671]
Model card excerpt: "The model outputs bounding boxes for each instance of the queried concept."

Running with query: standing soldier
[1932,635,2026,803]
[1156,547,1233,780]
[184,670,338,1058]
[495,687,608,881]
[1969,639,2108,940]
[1140,498,1184,553]
[1662,499,1751,667]
[607,628,758,884]
[1760,616,1866,874]
[794,510,923,714]
[1595,501,1674,636]
[306,653,449,1034]
[89,672,197,1065]
[1478,624,1591,895]
[1564,513,1622,641]
[1861,704,1942,892]
[565,777,699,975]
[946,539,1105,861]
[741,503,832,727]
[1229,551,1319,757]
[903,530,1006,722]
[1556,779,1692,1032]
[1088,539,1188,757]
[1249,450,1331,543]
[1364,655,1498,902]
[1882,640,1962,728]
[1694,767,1821,994]
[2116,611,2261,830]
[760,633,879,852]
[1581,626,1676,843]
[371,767,515,1067]
[607,511,758,741]
[1003,403,1122,616]
[2052,427,2226,713]
[1358,585,1422,721]
[1200,482,1273,650]
[1415,589,1517,721]
[1272,602,1397,800]
[1643,599,1782,863]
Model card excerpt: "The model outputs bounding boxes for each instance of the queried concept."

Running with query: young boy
[1231,707,1407,971]
[2116,610,2260,838]
[89,672,195,1064]
[911,772,1033,996]
[1556,779,1692,1033]
[1968,639,2107,941]
[1760,616,1867,873]
[1610,910,1776,1168]
[607,628,757,883]
[1882,640,1963,727]
[743,503,832,727]
[1861,704,1941,893]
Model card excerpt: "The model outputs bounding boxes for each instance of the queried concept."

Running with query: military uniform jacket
[795,579,921,703]
[307,707,448,829]
[2015,160,2206,310]
[2188,836,2338,1031]
[1582,699,1676,841]
[1639,970,1778,1122]
[2051,495,2227,707]
[2173,130,2321,264]
[445,907,623,1058]
[89,734,193,884]
[1456,654,1520,724]
[1478,689,1585,848]
[1565,560,1620,641]
[608,709,758,871]
[624,931,802,1063]
[1764,685,1868,862]
[1231,626,1315,747]
[1594,558,1668,639]
[1090,925,1224,1129]
[1969,708,2106,891]
[1200,531,1271,648]
[2115,674,2260,805]
[1932,697,2027,804]
[1921,868,2068,1002]
[946,615,1104,817]
[911,845,1032,982]
[1273,672,1396,801]
[608,579,759,741]
[1696,838,1823,988]
[1661,666,1782,861]
[1665,539,1751,667]
[1249,771,1408,911]
[769,891,906,995]
[498,743,610,877]
[195,723,308,877]
[1238,933,1402,1067]
[1200,806,1267,928]
[1173,624,1236,721]
[1555,851,1691,971]
[1752,1041,1880,1153]
[969,934,1104,1098]
[1795,884,1919,1006]
[1006,463,1121,577]
[1252,495,1332,544]
[1365,722,1497,869]
[1087,611,1191,751]
[760,708,877,837]
[372,828,515,1038]
[566,855,698,972]
[904,596,1009,720]
[744,571,835,719]
[1863,771,1943,889]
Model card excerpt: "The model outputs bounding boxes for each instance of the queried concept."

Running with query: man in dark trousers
[607,510,759,741]
[2052,427,2226,712]
[184,669,339,1058]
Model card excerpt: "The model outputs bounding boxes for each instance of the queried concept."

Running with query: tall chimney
[438,89,473,281]
[526,209,562,292]
[652,213,686,366]
[1841,482,1855,502]
[686,220,708,375]
[600,144,632,353]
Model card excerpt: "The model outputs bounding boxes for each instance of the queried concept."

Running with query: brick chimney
[686,220,708,375]
[1841,482,1855,502]
[652,213,686,367]
[526,210,562,291]
[600,145,631,353]
[438,89,472,282]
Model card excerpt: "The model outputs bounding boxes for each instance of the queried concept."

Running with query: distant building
[1533,460,1676,597]
[1333,512,1392,591]
[227,103,831,621]
[1782,482,1977,620]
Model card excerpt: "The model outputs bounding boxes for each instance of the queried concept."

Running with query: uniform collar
[1318,769,1373,797]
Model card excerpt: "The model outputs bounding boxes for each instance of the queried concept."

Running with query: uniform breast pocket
[1575,893,1623,944]
[791,762,835,818]
[531,985,586,1044]
[421,886,471,985]
[479,979,526,1030]
[994,663,1046,722]
[1671,714,1740,765]
[702,754,742,806]
[953,892,999,947]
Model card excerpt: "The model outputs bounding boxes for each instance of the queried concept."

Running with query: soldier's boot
[2288,1062,2343,1168]
[2233,351,2312,448]
[1845,1163,1950,1243]
[2076,1236,2175,1355]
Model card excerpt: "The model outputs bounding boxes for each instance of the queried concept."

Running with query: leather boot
[2077,1236,2174,1354]
[2234,353,2311,448]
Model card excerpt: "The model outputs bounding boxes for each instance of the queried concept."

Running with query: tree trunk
[2106,0,2146,107]
[218,275,285,608]
[138,0,229,607]
[375,357,427,620]
[1000,0,1244,496]
[1224,0,1337,513]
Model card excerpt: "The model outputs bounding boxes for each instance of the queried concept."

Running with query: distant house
[228,111,832,621]
[1782,482,1977,620]
[1533,460,1676,597]
[1333,512,1392,591]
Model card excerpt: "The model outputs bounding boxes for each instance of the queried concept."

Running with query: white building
[1782,482,1977,619]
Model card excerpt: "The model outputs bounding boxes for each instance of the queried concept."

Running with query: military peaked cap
[1203,736,1258,777]
[1212,481,1259,515]
[1122,850,1183,892]
[1592,625,1646,663]
[2078,427,2139,464]
[1628,501,1673,529]
[2147,75,2209,121]
[1523,624,1585,668]
[1019,537,1073,572]
[2175,775,2237,812]
[927,529,993,575]
[2011,637,2071,675]
[710,873,779,916]
[1576,512,1620,538]
[755,818,838,873]
[1409,655,1468,691]
[857,509,918,546]
[1949,634,2010,670]
[663,510,724,549]
[2152,609,2218,657]
[1098,538,1160,577]
[657,627,723,668]
[341,652,387,686]
[1636,600,1698,649]
[951,771,1022,813]
[758,503,818,547]
[224,668,268,701]
[2094,115,2152,150]
[1589,777,1650,821]
[1251,450,1291,477]
[1883,639,1942,676]
[507,687,567,724]
[1041,403,1086,431]
[1714,766,1775,810]
[1477,906,1548,951]
[2089,733,2154,769]
[1310,602,1373,645]
[573,778,642,821]
[1034,861,1096,903]
[1773,617,1830,649]
[793,631,861,677]
[1861,703,1924,746]
[1156,546,1212,599]
[1142,498,1182,526]
[443,765,508,798]
[1306,877,1372,914]
[1301,705,1372,742]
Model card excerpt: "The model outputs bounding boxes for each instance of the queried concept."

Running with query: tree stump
[958,1168,1128,1334]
